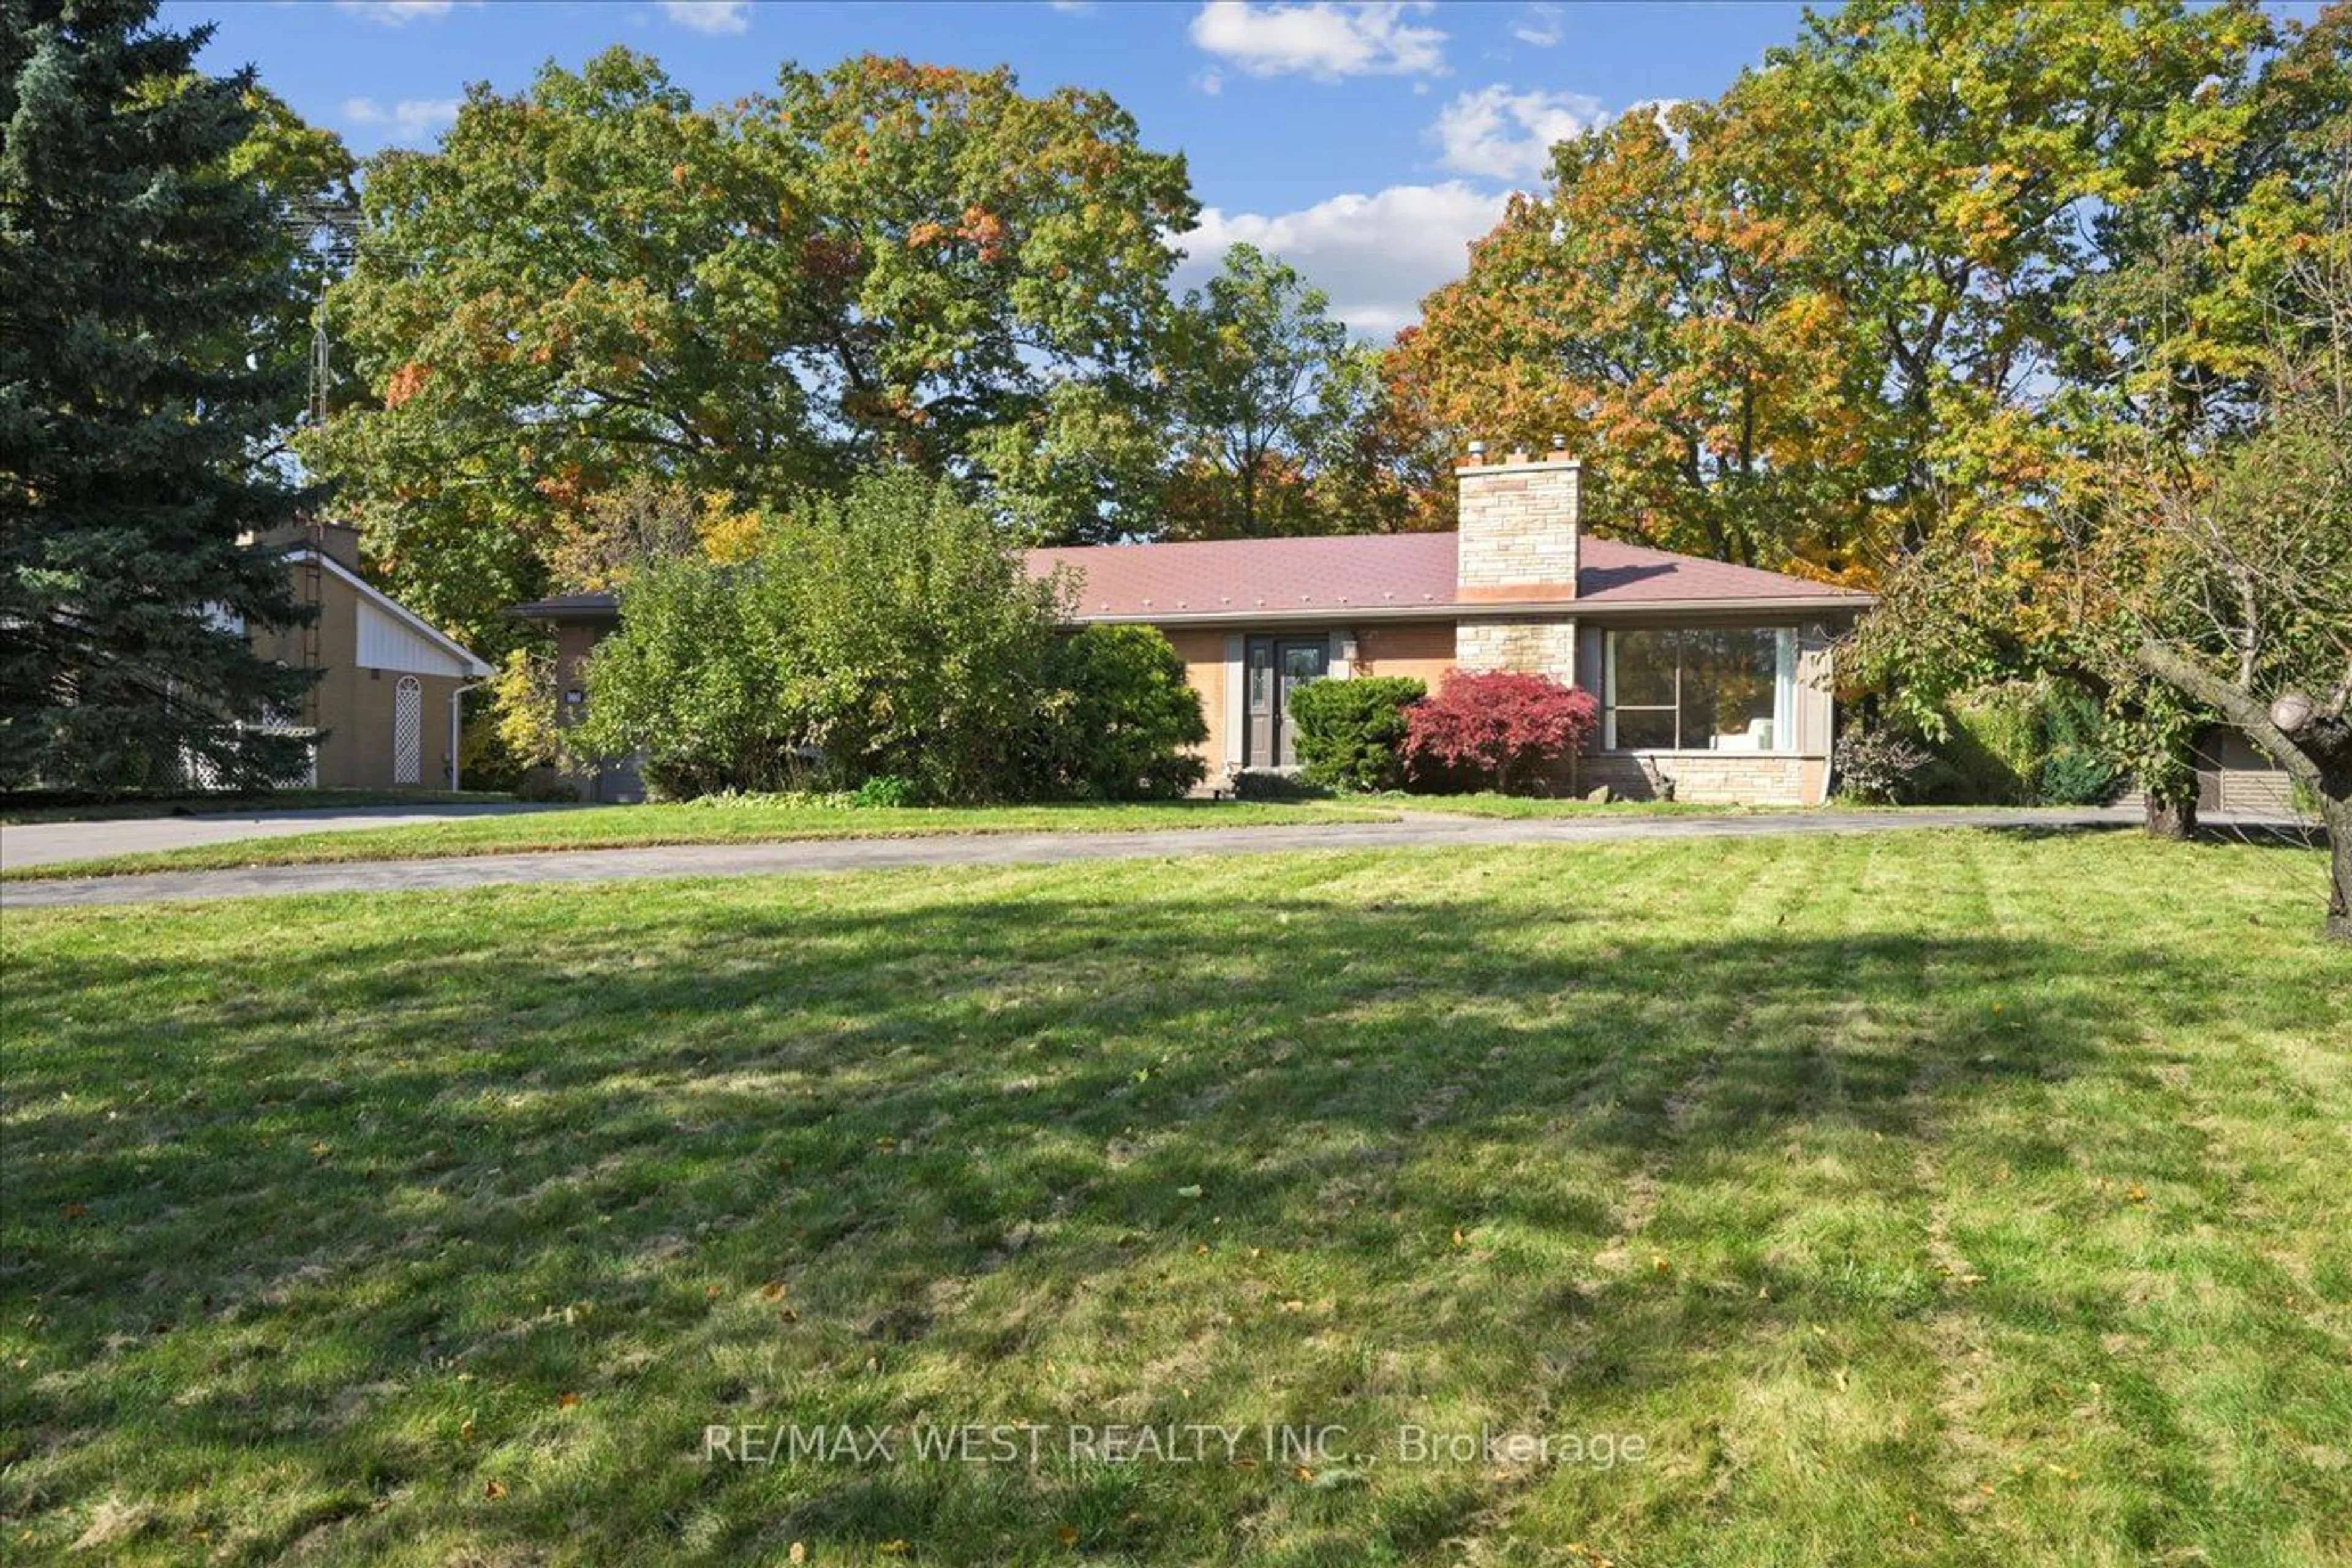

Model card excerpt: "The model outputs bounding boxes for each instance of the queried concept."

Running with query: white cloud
[1175,182,1505,337]
[1188,2,1447,82]
[659,0,750,34]
[334,1,461,23]
[1430,85,1602,183]
[1046,1,1098,11]
[1511,2,1563,47]
[343,96,462,144]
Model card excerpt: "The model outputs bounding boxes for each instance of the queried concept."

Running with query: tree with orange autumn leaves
[1389,0,2333,591]
[1394,99,1877,576]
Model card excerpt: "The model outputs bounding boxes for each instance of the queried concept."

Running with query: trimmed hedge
[1287,676,1427,792]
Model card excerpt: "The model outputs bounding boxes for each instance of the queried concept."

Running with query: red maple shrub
[1404,671,1599,794]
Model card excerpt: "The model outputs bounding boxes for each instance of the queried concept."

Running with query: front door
[1244,636,1329,768]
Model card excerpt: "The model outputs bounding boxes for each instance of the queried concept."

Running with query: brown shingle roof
[508,534,1872,627]
[1026,532,1871,620]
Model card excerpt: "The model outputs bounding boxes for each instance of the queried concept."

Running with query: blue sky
[165,1,1817,335]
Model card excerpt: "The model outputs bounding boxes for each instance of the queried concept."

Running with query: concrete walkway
[0,802,570,870]
[0,806,2215,910]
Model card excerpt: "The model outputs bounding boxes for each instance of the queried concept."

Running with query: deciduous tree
[1395,102,1875,573]
[307,50,1196,647]
[1394,0,2282,583]
[1162,244,1398,538]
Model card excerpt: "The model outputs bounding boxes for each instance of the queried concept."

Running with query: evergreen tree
[1,0,315,793]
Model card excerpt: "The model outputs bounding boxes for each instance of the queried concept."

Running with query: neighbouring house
[2115,725,2297,818]
[505,589,638,802]
[238,522,493,790]
[514,448,1883,805]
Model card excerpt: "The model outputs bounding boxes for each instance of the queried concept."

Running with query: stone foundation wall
[1578,752,1813,806]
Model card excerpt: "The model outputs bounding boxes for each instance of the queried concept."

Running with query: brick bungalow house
[239,522,493,789]
[516,448,1877,805]
[1029,446,1875,804]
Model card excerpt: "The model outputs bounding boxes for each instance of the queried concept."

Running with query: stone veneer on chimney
[1455,446,1581,600]
[1452,446,1582,680]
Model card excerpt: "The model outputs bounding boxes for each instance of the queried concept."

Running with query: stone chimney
[1453,439,1583,680]
[1454,437,1580,602]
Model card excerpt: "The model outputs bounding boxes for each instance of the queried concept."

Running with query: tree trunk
[2144,788,2197,839]
[2325,797,2352,943]
[2126,642,2352,940]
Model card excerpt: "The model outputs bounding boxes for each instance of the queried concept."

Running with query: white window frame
[1604,627,1796,753]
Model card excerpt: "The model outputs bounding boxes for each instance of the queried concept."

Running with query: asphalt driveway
[0,806,2207,909]
[0,802,571,871]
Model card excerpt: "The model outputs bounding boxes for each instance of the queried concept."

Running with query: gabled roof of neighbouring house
[292,548,494,677]
[1026,532,1874,624]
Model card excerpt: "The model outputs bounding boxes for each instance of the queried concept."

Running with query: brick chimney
[1454,437,1580,602]
[252,519,363,570]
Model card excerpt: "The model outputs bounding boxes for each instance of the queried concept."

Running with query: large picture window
[1605,628,1796,752]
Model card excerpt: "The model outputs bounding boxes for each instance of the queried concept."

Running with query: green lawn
[1,799,1391,880]
[4,832,2346,1564]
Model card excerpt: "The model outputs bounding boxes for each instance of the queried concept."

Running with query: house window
[1605,628,1795,752]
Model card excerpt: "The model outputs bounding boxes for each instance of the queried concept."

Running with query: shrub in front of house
[1912,678,2124,806]
[1831,723,1935,804]
[1404,671,1598,796]
[573,469,1207,803]
[850,774,921,808]
[571,554,811,799]
[2037,683,2122,805]
[1929,680,2045,804]
[1288,676,1427,792]
[779,469,1064,804]
[1031,625,1208,801]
